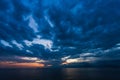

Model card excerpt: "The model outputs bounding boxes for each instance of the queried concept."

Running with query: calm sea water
[0,68,120,80]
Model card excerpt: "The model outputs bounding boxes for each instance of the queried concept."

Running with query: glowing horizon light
[62,62,68,65]
[66,58,79,63]
[0,61,45,68]
[64,58,91,64]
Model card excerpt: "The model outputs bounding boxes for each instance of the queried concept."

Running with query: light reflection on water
[0,68,120,80]
[63,68,120,80]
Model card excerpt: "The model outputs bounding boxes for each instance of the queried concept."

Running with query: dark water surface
[0,68,120,80]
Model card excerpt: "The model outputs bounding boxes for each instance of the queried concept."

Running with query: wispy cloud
[0,40,12,48]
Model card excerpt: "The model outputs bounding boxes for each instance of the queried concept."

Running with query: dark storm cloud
[50,0,120,48]
[0,0,36,41]
[0,0,120,66]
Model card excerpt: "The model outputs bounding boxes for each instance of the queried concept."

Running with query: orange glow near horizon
[62,62,68,65]
[0,61,45,68]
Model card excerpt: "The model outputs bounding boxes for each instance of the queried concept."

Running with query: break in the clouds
[0,0,120,67]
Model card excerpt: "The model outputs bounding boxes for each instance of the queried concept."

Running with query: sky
[0,0,120,68]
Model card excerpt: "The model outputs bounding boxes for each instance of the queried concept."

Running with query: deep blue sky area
[0,0,120,68]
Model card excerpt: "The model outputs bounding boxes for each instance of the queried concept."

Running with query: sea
[0,68,120,80]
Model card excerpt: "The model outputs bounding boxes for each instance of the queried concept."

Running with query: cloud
[0,40,12,48]
[44,15,54,28]
[0,0,120,67]
[11,40,24,50]
[80,53,95,57]
[26,15,39,33]
[26,50,33,54]
[24,37,53,51]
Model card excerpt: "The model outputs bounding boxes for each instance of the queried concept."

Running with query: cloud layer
[0,0,120,67]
